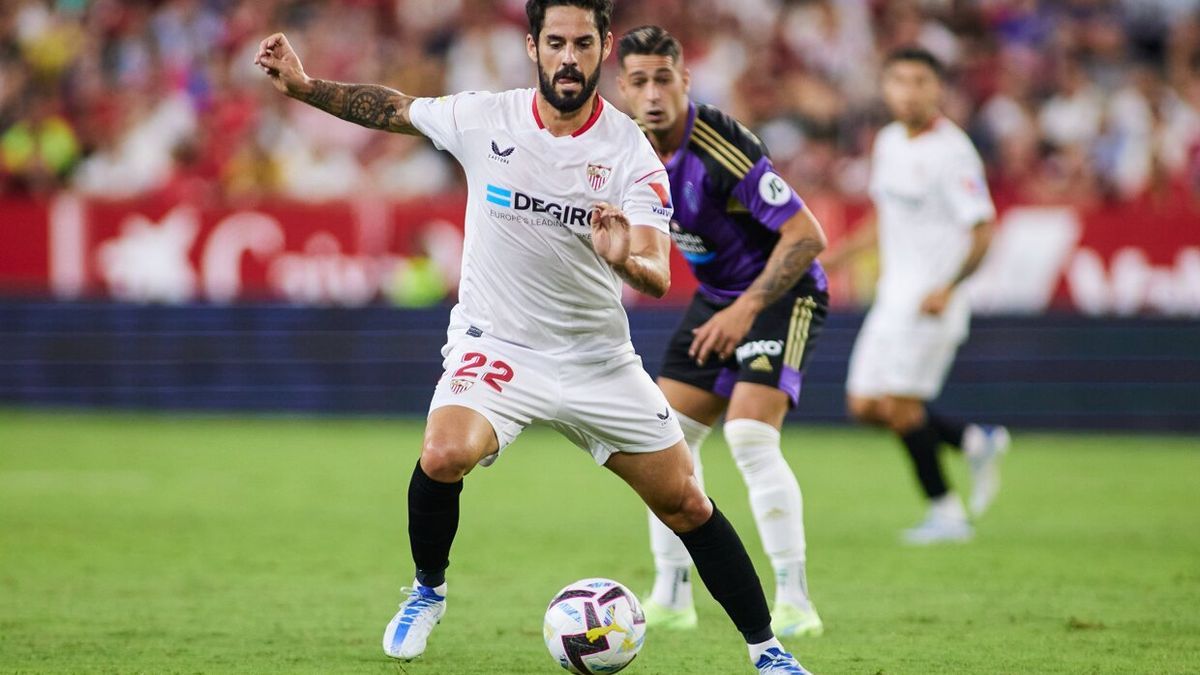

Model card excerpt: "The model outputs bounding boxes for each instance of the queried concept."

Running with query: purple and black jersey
[663,102,827,300]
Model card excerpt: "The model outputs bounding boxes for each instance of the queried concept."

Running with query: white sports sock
[724,418,810,606]
[647,411,710,609]
[747,636,786,663]
[774,560,812,610]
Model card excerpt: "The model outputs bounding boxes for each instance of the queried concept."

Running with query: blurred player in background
[617,26,828,637]
[256,1,811,672]
[822,47,1010,546]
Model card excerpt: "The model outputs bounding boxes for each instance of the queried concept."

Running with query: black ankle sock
[408,460,463,588]
[900,423,949,499]
[677,501,773,644]
[926,407,966,449]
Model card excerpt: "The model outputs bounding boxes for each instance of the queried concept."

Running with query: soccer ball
[543,578,647,674]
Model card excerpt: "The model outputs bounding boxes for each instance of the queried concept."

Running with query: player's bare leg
[727,383,821,636]
[642,378,723,629]
[383,406,498,660]
[607,441,811,672]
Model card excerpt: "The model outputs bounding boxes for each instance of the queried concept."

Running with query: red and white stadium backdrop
[1,192,1197,315]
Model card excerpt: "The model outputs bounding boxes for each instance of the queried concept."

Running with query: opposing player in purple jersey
[617,26,829,637]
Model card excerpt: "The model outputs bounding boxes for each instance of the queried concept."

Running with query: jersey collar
[532,91,605,137]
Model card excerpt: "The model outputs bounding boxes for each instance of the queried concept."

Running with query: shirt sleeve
[691,108,803,231]
[407,92,477,159]
[941,145,996,229]
[730,156,805,231]
[621,137,671,233]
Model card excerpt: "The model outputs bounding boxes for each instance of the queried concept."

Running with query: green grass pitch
[1,410,1198,674]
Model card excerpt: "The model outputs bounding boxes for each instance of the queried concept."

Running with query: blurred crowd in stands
[2,0,1199,207]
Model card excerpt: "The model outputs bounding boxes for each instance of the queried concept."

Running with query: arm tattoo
[744,237,824,307]
[300,80,418,134]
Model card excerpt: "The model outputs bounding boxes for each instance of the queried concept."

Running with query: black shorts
[659,286,828,407]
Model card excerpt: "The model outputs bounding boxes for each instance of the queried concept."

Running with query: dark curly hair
[526,0,613,40]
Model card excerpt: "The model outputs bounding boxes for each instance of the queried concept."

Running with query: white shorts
[428,330,684,466]
[845,318,963,401]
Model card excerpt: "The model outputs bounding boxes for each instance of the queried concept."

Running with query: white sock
[774,560,812,610]
[647,411,710,610]
[724,418,811,606]
[748,636,786,663]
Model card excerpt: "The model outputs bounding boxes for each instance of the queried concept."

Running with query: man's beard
[538,57,601,114]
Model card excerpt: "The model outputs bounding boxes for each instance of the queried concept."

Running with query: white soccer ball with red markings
[543,578,647,674]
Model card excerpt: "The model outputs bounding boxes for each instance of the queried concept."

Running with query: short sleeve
[622,137,671,233]
[941,146,996,229]
[408,92,478,158]
[730,157,804,231]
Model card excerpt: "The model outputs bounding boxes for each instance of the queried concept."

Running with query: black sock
[408,460,463,588]
[926,407,966,449]
[900,423,949,499]
[677,501,773,644]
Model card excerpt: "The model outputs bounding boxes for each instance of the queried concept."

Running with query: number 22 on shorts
[453,352,514,392]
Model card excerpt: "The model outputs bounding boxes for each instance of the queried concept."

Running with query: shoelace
[395,587,441,626]
[760,650,805,674]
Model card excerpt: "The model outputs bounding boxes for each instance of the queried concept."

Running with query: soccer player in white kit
[823,47,1010,545]
[255,2,811,672]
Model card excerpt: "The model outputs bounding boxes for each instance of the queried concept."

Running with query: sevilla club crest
[586,163,612,192]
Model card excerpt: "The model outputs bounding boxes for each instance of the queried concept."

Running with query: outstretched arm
[254,33,420,135]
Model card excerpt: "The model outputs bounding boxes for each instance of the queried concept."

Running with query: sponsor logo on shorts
[748,355,774,373]
[736,340,784,363]
[656,407,670,421]
[449,378,474,395]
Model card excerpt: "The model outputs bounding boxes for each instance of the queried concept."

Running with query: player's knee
[725,418,781,474]
[656,482,713,533]
[883,402,924,435]
[419,436,481,482]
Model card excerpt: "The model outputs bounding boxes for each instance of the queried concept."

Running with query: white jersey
[867,118,995,338]
[408,89,672,361]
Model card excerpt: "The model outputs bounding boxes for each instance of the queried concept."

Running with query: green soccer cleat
[771,600,824,637]
[641,598,698,630]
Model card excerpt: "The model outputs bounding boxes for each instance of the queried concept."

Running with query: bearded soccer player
[255,2,811,672]
[823,47,1010,545]
[616,26,829,638]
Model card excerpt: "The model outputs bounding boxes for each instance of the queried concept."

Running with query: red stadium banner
[1,193,1197,315]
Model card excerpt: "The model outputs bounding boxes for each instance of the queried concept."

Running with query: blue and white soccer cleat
[755,647,813,674]
[382,583,446,660]
[965,424,1011,517]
